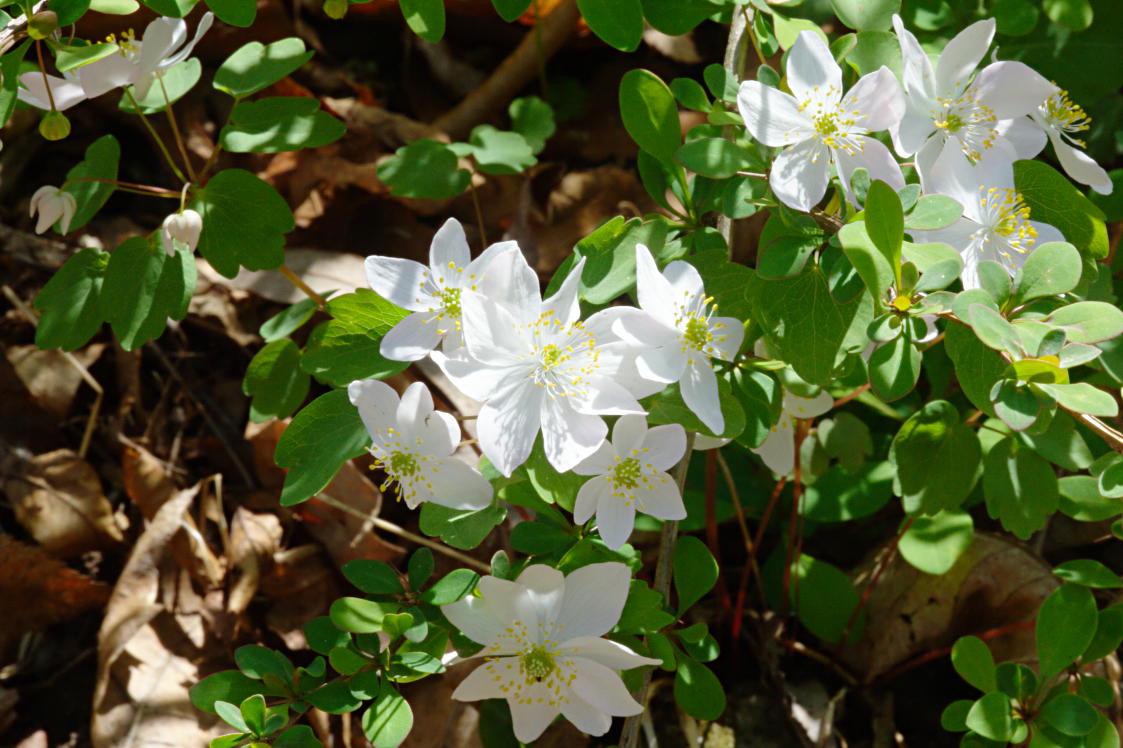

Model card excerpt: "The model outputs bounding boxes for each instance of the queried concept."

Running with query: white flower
[910,146,1065,290]
[161,209,202,255]
[366,218,517,362]
[572,415,686,549]
[79,12,214,100]
[751,390,834,476]
[17,71,87,111]
[29,185,77,234]
[890,15,1054,183]
[737,30,905,211]
[433,249,648,477]
[1028,88,1113,195]
[443,562,660,743]
[611,245,744,436]
[347,379,492,510]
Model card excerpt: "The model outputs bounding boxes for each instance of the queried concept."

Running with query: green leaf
[865,180,904,273]
[889,400,981,515]
[757,234,822,281]
[783,553,861,643]
[509,96,555,153]
[463,125,536,175]
[191,169,293,278]
[421,569,479,605]
[54,42,118,72]
[803,462,894,522]
[1037,583,1098,679]
[984,436,1059,539]
[942,700,973,732]
[1012,242,1081,304]
[1047,302,1123,344]
[221,97,345,153]
[773,13,829,49]
[969,304,1023,356]
[211,734,249,748]
[235,645,293,683]
[568,216,668,304]
[343,560,405,595]
[60,134,119,234]
[754,263,869,386]
[839,221,894,307]
[205,0,255,26]
[965,692,1014,742]
[674,656,726,721]
[642,0,718,35]
[300,290,410,386]
[1043,0,1093,30]
[215,701,249,732]
[328,644,369,675]
[48,0,91,26]
[619,69,681,165]
[689,251,757,322]
[400,0,444,41]
[190,671,264,714]
[304,617,350,655]
[418,501,506,551]
[578,0,643,51]
[673,536,718,615]
[260,298,321,343]
[1035,382,1118,417]
[362,682,413,748]
[951,636,997,692]
[102,238,196,350]
[845,29,903,78]
[240,694,266,735]
[214,38,314,99]
[243,339,311,422]
[118,58,201,114]
[33,247,108,351]
[275,390,370,506]
[1053,559,1123,589]
[904,194,962,230]
[491,0,531,21]
[141,0,197,17]
[899,510,974,575]
[646,379,746,440]
[1041,693,1099,736]
[830,0,900,30]
[524,440,586,511]
[993,0,1039,35]
[1082,605,1123,662]
[670,78,709,111]
[616,579,675,634]
[88,0,139,11]
[945,322,1006,416]
[274,725,322,748]
[1014,160,1107,261]
[511,520,575,555]
[869,332,922,401]
[1079,675,1114,707]
[305,680,361,714]
[676,138,754,179]
[376,139,470,199]
[1059,476,1122,522]
[331,597,396,634]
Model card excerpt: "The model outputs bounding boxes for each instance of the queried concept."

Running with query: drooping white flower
[751,390,834,476]
[29,185,77,234]
[161,209,203,255]
[737,30,905,211]
[909,146,1065,290]
[610,245,744,436]
[433,249,649,477]
[347,379,492,510]
[78,12,214,100]
[572,415,686,549]
[443,562,660,743]
[366,218,517,362]
[890,15,1054,183]
[1028,88,1113,195]
[17,70,87,111]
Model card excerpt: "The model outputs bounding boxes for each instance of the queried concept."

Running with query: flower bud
[30,185,78,234]
[38,110,70,140]
[324,0,348,19]
[27,10,58,39]
[161,209,203,255]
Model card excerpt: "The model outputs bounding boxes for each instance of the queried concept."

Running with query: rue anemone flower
[29,185,77,235]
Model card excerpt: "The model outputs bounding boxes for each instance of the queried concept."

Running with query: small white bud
[29,185,77,234]
[161,209,203,255]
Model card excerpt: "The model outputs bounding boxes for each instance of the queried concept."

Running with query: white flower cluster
[737,19,1112,290]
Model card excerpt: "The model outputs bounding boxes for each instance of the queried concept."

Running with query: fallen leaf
[643,27,702,64]
[197,247,365,305]
[3,448,123,557]
[6,343,104,417]
[226,506,282,616]
[263,546,341,650]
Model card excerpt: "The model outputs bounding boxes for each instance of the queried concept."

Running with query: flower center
[388,450,419,477]
[438,286,462,318]
[520,645,557,682]
[540,343,565,370]
[813,113,839,138]
[932,93,997,162]
[683,316,712,351]
[1041,89,1090,146]
[612,457,642,490]
[936,113,963,133]
[106,28,138,56]
[972,187,1039,267]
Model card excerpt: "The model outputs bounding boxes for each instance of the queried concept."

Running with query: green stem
[157,72,197,183]
[124,87,188,183]
[34,40,57,111]
[63,176,181,196]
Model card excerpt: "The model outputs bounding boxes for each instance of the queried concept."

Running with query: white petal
[460,290,528,366]
[635,475,686,520]
[347,379,399,438]
[509,699,560,744]
[970,62,1055,119]
[465,240,520,279]
[892,14,937,98]
[78,53,139,98]
[543,257,586,325]
[442,594,505,648]
[892,107,936,157]
[57,194,77,235]
[138,17,187,76]
[1050,132,1113,195]
[998,116,1047,160]
[569,658,646,716]
[613,306,677,347]
[451,661,508,701]
[558,693,613,736]
[934,18,995,96]
[680,359,723,435]
[663,260,706,300]
[912,219,986,289]
[560,637,661,670]
[422,458,493,510]
[737,80,812,148]
[476,385,543,477]
[921,141,982,212]
[834,136,905,208]
[845,67,905,132]
[19,71,87,110]
[787,30,842,107]
[707,315,744,362]
[477,576,538,632]
[636,347,687,384]
[573,475,610,524]
[541,398,607,473]
[787,390,834,418]
[554,562,631,639]
[573,376,645,417]
[517,564,566,625]
[640,424,687,471]
[431,350,522,403]
[914,134,947,193]
[752,416,795,475]
[573,441,617,477]
[428,218,471,274]
[365,256,433,312]
[478,245,540,320]
[164,11,213,69]
[1028,221,1066,247]
[396,381,435,441]
[611,414,649,455]
[693,434,732,451]
[770,139,832,212]
[379,311,443,362]
[595,494,636,550]
[634,245,675,324]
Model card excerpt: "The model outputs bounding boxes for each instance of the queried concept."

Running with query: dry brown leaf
[226,506,283,616]
[839,533,1056,682]
[3,448,123,557]
[197,248,365,305]
[6,343,104,416]
[263,546,341,650]
[0,534,111,658]
[642,27,702,63]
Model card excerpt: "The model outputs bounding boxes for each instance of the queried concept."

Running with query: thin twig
[468,176,489,250]
[65,177,181,196]
[716,7,750,252]
[279,265,328,310]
